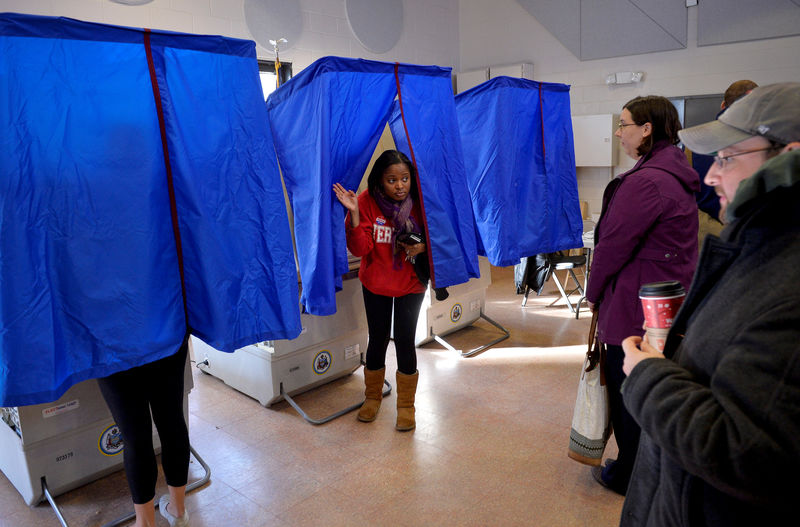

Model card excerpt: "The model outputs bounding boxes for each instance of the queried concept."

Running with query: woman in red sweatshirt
[333,150,427,431]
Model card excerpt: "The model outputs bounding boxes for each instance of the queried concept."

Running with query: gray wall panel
[698,0,800,46]
[630,0,687,44]
[517,0,581,59]
[516,0,686,61]
[580,0,684,60]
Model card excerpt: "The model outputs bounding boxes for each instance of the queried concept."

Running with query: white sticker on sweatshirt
[374,224,393,243]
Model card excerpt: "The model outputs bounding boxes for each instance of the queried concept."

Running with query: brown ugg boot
[357,366,385,422]
[395,370,419,431]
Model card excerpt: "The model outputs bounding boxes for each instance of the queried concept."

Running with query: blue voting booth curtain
[268,56,478,315]
[455,76,582,266]
[388,66,479,288]
[0,13,300,406]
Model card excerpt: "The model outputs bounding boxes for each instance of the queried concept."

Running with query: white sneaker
[158,494,189,527]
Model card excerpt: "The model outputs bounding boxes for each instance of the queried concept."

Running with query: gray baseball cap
[678,82,800,154]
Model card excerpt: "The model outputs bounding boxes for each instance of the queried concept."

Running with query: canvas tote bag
[567,309,611,465]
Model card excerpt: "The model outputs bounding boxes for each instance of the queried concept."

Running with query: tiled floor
[0,266,624,526]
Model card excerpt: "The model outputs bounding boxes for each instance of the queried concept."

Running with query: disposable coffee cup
[639,281,686,352]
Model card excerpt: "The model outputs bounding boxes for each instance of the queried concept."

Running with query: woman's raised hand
[333,183,358,213]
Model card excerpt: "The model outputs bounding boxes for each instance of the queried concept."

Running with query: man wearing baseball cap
[616,82,800,526]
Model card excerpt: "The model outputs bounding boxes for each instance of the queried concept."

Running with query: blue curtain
[268,56,479,315]
[388,66,479,288]
[267,58,397,315]
[0,13,300,406]
[455,76,582,266]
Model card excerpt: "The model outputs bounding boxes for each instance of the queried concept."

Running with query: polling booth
[455,76,583,267]
[413,76,583,354]
[0,12,300,520]
[191,57,481,418]
[192,56,490,417]
[455,76,584,315]
[267,55,521,358]
[267,56,481,317]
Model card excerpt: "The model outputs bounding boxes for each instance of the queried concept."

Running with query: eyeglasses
[712,146,778,170]
[617,122,638,130]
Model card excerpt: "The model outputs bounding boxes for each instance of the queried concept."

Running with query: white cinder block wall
[458,0,800,218]
[0,0,460,72]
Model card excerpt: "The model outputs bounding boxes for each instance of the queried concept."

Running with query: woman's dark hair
[366,149,419,201]
[623,96,682,157]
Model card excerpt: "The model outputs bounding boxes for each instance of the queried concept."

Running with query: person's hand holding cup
[638,281,686,352]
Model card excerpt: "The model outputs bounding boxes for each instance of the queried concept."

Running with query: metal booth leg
[41,478,69,527]
[41,445,211,527]
[99,445,212,527]
[431,311,510,358]
[281,374,393,426]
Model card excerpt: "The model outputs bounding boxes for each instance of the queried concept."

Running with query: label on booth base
[344,344,360,360]
[42,399,80,419]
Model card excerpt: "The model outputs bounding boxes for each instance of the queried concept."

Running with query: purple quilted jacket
[586,141,700,345]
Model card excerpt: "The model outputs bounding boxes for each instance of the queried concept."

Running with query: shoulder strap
[585,310,601,371]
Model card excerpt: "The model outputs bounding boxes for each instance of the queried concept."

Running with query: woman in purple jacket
[585,95,700,495]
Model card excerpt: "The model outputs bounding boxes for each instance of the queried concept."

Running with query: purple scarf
[373,190,421,269]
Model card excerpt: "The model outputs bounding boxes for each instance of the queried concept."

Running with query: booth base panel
[0,361,192,506]
[416,289,485,346]
[193,333,366,407]
[0,411,162,506]
[416,256,492,346]
[270,275,367,356]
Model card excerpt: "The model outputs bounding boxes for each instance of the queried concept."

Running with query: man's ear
[782,141,800,152]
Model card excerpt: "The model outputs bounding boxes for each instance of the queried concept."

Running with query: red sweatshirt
[346,191,426,297]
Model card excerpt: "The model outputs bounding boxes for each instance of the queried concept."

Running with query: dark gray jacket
[620,150,800,526]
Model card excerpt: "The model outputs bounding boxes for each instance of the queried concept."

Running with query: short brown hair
[622,95,682,157]
[723,80,758,108]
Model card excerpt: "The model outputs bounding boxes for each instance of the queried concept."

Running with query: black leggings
[97,340,190,504]
[362,286,425,375]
